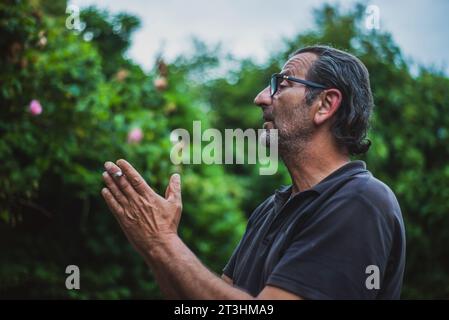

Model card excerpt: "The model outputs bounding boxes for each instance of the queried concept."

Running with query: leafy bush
[1,1,448,299]
[0,0,245,299]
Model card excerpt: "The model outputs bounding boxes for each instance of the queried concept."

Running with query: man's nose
[254,86,272,108]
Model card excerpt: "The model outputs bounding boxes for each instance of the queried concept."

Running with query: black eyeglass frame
[270,73,328,97]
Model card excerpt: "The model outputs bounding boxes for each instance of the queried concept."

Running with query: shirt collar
[311,160,368,194]
[276,160,368,197]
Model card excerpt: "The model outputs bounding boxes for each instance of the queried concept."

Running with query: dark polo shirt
[223,161,406,299]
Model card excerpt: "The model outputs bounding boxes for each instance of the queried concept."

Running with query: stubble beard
[277,103,314,163]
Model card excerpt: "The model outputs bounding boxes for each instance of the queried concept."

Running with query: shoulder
[334,171,403,229]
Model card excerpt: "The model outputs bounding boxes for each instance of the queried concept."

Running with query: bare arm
[221,274,233,286]
[145,234,302,300]
[101,159,302,300]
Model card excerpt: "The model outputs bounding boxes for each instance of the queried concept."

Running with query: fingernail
[102,171,108,178]
[173,173,180,183]
[104,161,113,170]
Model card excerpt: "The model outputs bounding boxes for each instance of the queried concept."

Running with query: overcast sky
[69,0,449,75]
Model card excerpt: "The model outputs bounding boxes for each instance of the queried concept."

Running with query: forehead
[281,52,317,78]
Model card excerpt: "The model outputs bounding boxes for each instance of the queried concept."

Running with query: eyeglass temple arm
[282,74,328,89]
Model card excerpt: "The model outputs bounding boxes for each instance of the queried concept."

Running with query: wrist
[144,232,180,264]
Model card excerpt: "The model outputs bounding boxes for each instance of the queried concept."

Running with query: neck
[281,136,350,195]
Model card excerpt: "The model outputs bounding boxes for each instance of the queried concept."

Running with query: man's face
[254,52,318,151]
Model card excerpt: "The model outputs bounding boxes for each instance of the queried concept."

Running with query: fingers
[101,187,124,217]
[166,173,182,205]
[104,161,141,200]
[102,171,128,206]
[104,161,122,177]
[116,159,156,197]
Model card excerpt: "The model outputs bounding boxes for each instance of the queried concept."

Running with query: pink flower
[153,76,168,91]
[128,127,143,143]
[29,99,42,115]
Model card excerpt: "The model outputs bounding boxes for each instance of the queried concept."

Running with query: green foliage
[0,0,245,299]
[78,6,141,77]
[1,1,448,299]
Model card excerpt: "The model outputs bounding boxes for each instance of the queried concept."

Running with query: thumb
[166,173,182,204]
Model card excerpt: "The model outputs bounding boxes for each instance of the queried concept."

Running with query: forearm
[151,267,183,299]
[143,234,254,300]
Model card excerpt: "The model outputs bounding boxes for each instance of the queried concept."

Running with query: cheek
[275,100,297,123]
[278,104,312,132]
[274,90,309,124]
[274,110,295,133]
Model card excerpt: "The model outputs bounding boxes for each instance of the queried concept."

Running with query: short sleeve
[266,193,395,299]
[222,238,241,278]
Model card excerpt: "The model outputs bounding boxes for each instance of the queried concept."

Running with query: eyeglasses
[270,73,328,97]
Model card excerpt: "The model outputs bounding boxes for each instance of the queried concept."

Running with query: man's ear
[313,89,342,126]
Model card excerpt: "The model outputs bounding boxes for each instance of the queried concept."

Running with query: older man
[101,46,406,299]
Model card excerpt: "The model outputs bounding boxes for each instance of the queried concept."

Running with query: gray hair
[292,45,374,155]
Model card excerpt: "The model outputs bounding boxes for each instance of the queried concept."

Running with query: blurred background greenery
[1,0,448,299]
